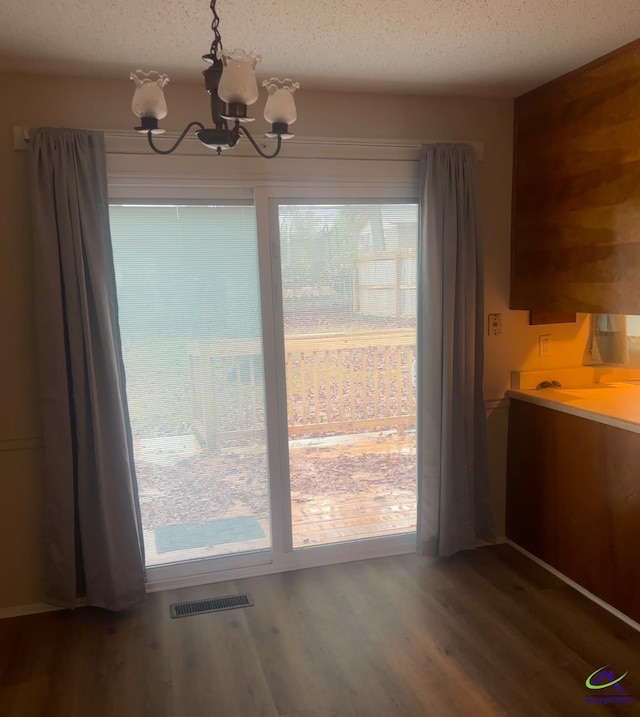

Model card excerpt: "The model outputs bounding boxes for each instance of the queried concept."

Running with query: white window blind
[109,203,272,567]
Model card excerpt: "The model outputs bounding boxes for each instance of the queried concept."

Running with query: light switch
[488,313,502,336]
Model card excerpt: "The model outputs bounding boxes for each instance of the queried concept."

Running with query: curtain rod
[14,126,484,160]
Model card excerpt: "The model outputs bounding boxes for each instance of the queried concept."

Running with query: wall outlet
[539,334,552,357]
[488,313,502,336]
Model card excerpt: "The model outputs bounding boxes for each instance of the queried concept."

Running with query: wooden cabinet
[506,399,640,622]
[510,38,640,314]
[506,400,558,561]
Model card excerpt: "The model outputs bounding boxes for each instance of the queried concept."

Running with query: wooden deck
[141,432,416,566]
[291,490,416,548]
[289,431,416,548]
[143,489,415,567]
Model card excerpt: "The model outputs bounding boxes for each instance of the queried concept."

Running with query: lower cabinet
[506,399,640,623]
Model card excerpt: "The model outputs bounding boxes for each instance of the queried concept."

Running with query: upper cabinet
[511,39,640,314]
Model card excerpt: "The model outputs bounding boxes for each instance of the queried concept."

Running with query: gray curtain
[416,143,494,557]
[589,314,629,364]
[29,128,146,611]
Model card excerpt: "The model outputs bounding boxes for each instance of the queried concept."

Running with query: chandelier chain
[208,0,223,59]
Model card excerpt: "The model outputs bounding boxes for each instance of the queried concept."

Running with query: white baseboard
[477,536,507,547]
[0,602,62,620]
[0,597,87,620]
[507,540,640,633]
[484,398,509,410]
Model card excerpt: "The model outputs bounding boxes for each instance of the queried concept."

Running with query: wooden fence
[189,329,416,448]
[355,250,417,318]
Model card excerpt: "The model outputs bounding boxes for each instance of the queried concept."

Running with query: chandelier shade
[129,0,298,158]
[130,71,169,121]
[263,78,299,122]
[218,49,261,106]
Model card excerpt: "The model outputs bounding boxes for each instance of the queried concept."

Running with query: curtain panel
[29,128,145,611]
[416,143,494,557]
[589,314,629,365]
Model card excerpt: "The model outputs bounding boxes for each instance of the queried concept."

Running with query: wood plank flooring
[1,545,639,716]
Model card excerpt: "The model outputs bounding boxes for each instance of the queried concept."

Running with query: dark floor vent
[170,593,253,619]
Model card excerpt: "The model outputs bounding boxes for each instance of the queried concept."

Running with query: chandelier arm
[147,121,206,155]
[238,126,283,159]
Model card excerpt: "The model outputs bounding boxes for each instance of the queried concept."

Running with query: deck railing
[189,329,416,447]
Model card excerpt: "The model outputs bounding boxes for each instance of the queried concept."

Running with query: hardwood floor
[1,545,639,716]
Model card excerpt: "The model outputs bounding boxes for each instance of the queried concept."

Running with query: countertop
[507,382,640,434]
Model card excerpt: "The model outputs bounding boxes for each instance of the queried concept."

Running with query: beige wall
[0,71,587,609]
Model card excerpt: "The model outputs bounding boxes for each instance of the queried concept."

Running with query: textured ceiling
[1,0,640,97]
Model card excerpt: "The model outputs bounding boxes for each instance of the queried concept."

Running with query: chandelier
[130,0,299,158]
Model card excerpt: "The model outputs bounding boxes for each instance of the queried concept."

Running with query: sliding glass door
[276,203,418,548]
[110,203,272,568]
[108,193,418,578]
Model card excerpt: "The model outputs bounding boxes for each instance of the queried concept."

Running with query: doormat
[154,516,266,554]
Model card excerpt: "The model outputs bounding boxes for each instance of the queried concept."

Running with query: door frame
[109,176,420,593]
